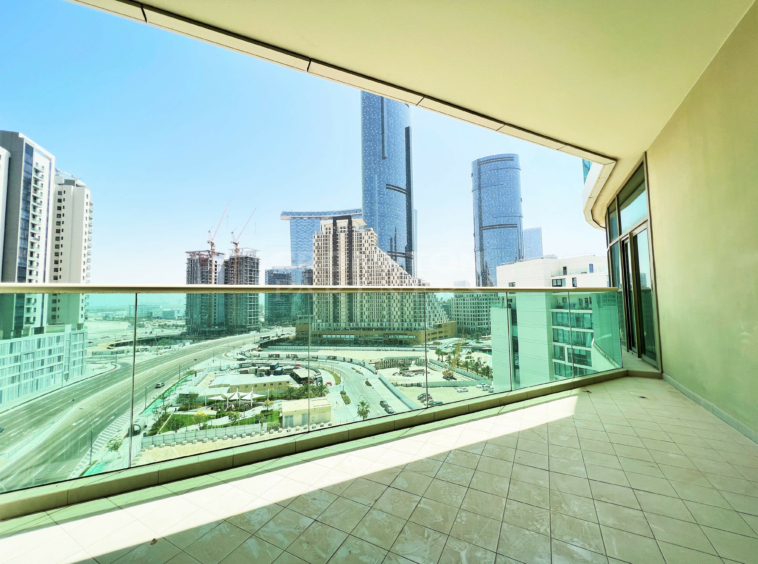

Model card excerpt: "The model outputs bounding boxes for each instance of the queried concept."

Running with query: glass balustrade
[0,288,621,494]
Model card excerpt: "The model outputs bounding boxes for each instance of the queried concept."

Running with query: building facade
[307,216,454,345]
[448,293,502,336]
[523,227,543,261]
[361,93,416,276]
[185,250,226,338]
[281,210,362,267]
[223,249,260,335]
[264,265,313,326]
[472,154,523,286]
[50,174,93,284]
[496,254,608,289]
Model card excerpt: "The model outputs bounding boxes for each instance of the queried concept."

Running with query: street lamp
[72,399,94,468]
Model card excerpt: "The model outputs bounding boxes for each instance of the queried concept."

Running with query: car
[379,400,388,408]
[384,406,395,414]
[476,383,484,389]
[429,401,443,407]
[456,387,469,393]
[417,393,429,400]
[325,382,332,386]
[155,382,165,389]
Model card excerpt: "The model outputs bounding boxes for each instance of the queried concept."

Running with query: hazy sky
[1,0,605,287]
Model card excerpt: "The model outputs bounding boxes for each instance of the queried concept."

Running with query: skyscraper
[264,265,313,325]
[185,250,226,337]
[224,249,261,334]
[50,173,93,283]
[472,154,523,286]
[361,93,416,276]
[523,227,544,261]
[281,209,362,267]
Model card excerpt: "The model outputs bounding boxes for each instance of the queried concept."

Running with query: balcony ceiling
[85,0,752,219]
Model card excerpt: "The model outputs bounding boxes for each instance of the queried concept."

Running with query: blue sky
[1,0,605,286]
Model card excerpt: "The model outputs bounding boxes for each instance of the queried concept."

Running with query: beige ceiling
[81,0,753,223]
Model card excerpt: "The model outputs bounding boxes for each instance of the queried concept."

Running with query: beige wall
[646,1,758,434]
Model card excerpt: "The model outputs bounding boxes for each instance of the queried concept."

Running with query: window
[552,279,565,287]
[562,266,567,275]
[572,277,577,287]
[589,263,594,273]
[508,282,515,287]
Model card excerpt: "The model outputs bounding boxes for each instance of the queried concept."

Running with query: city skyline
[1,0,605,288]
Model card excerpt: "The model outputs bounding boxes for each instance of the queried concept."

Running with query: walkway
[1,377,756,564]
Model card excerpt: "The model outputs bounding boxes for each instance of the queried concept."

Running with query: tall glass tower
[281,209,362,267]
[361,92,416,276]
[472,154,523,286]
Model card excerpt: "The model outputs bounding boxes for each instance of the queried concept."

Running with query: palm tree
[357,400,370,421]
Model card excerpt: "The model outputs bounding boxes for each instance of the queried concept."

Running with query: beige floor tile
[439,536,496,564]
[702,525,758,563]
[422,479,467,508]
[502,498,549,535]
[743,512,758,536]
[342,478,388,506]
[408,498,457,534]
[691,458,745,479]
[219,536,282,564]
[390,522,446,564]
[594,501,652,537]
[256,508,314,550]
[373,488,421,520]
[515,450,550,471]
[635,490,695,522]
[551,512,605,554]
[287,521,347,564]
[391,472,433,497]
[669,481,732,509]
[185,522,251,564]
[364,466,404,487]
[617,455,662,477]
[111,538,180,564]
[448,509,501,552]
[550,445,585,462]
[482,443,516,462]
[600,526,665,564]
[163,510,223,550]
[585,464,630,487]
[469,470,510,497]
[613,445,655,463]
[705,473,758,497]
[589,481,640,509]
[460,488,506,521]
[317,497,370,534]
[625,472,678,497]
[518,438,550,456]
[656,541,724,564]
[446,450,481,470]
[645,513,717,555]
[404,458,443,478]
[225,501,284,534]
[660,465,712,487]
[497,522,551,564]
[435,463,475,487]
[551,472,593,498]
[684,500,758,537]
[352,509,406,550]
[549,456,588,478]
[272,552,308,564]
[328,535,386,564]
[477,456,514,479]
[583,451,622,470]
[511,463,549,487]
[550,490,598,523]
[167,553,202,564]
[508,480,550,509]
[287,490,338,520]
[720,490,758,516]
[551,538,608,564]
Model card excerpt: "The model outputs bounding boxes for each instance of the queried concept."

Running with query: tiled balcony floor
[1,377,757,564]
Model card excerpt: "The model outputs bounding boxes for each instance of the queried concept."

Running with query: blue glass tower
[361,93,416,276]
[524,227,544,260]
[472,154,523,286]
[281,209,362,267]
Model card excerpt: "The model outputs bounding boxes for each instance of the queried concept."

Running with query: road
[0,330,284,492]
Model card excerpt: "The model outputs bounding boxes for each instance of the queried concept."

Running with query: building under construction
[185,249,261,338]
[224,249,261,335]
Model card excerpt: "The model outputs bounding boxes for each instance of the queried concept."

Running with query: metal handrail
[0,284,618,295]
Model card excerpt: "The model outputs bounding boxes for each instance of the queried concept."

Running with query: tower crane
[231,209,256,284]
[207,205,229,284]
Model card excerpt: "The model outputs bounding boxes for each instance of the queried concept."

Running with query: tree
[357,400,370,421]
[165,416,184,432]
[178,393,199,410]
[193,413,209,427]
[228,412,241,425]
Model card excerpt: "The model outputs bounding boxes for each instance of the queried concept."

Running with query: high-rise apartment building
[281,210,362,267]
[523,227,543,261]
[361,93,416,276]
[264,266,313,325]
[448,293,502,336]
[472,154,523,287]
[185,250,226,337]
[50,173,93,284]
[308,216,454,344]
[224,249,261,334]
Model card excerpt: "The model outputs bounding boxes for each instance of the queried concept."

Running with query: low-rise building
[209,374,293,394]
[280,397,331,428]
[496,254,608,289]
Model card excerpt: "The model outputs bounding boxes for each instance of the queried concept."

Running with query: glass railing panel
[306,291,427,425]
[129,291,302,467]
[0,292,135,492]
[570,290,622,378]
[427,292,504,404]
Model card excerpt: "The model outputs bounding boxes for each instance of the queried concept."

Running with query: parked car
[456,387,469,393]
[155,382,165,389]
[384,406,395,414]
[429,401,444,407]
[417,393,430,401]
[379,400,388,408]
[476,383,484,389]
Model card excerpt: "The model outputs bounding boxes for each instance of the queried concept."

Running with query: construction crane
[207,205,229,284]
[230,209,256,284]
